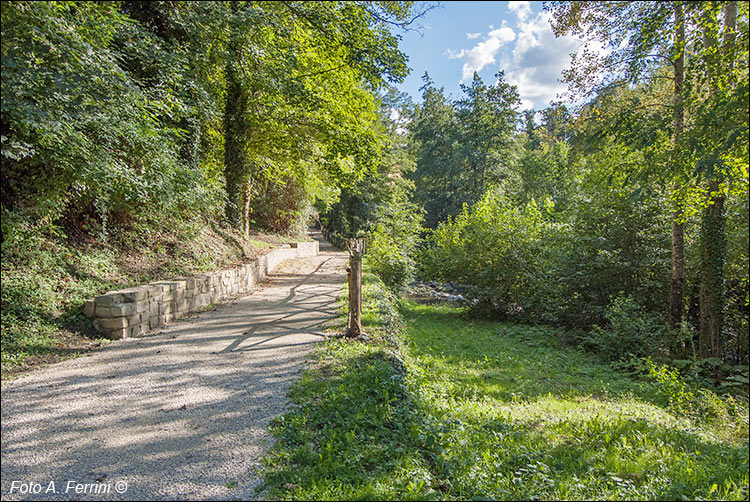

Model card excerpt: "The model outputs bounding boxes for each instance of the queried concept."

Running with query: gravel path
[1,234,347,501]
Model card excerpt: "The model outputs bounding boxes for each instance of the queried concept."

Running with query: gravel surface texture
[1,233,347,501]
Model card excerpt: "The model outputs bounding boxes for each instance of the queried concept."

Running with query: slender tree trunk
[698,1,736,358]
[699,180,726,358]
[668,2,686,330]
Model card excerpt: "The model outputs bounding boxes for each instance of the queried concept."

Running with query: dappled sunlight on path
[1,232,348,501]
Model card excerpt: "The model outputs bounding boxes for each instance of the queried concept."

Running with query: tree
[454,72,521,206]
[548,1,696,331]
[214,1,422,235]
[410,72,520,228]
[549,0,749,358]
[690,1,747,358]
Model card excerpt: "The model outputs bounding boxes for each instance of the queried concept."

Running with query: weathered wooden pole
[346,237,366,337]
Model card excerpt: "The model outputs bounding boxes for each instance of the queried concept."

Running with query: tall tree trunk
[668,1,686,330]
[699,180,726,358]
[223,58,252,237]
[698,1,736,358]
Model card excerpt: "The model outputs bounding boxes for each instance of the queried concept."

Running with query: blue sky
[394,1,588,111]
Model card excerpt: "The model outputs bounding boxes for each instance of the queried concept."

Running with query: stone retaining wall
[84,241,319,339]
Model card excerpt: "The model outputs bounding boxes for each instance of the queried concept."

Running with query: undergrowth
[262,274,749,500]
[261,273,432,500]
[0,213,299,377]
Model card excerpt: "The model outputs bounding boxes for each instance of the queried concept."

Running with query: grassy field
[262,274,749,500]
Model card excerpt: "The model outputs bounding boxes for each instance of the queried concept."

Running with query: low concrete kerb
[83,241,319,340]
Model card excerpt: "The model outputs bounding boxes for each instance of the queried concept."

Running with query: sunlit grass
[402,299,748,501]
[262,277,749,501]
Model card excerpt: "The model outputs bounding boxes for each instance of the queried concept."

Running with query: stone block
[151,280,186,292]
[95,306,111,317]
[149,301,159,317]
[95,317,128,330]
[171,280,187,291]
[197,277,209,294]
[193,295,204,309]
[106,328,128,340]
[109,304,135,317]
[160,302,172,315]
[134,300,149,314]
[116,288,148,302]
[148,316,161,329]
[83,300,95,318]
[127,313,142,326]
[173,299,188,313]
[129,324,145,337]
[147,285,167,298]
[94,294,123,307]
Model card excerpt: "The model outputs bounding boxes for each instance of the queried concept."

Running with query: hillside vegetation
[1,1,421,374]
[0,217,287,376]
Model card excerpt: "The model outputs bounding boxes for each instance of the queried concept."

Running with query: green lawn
[400,300,748,500]
[261,275,749,500]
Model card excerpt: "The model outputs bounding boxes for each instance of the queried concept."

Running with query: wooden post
[346,237,366,337]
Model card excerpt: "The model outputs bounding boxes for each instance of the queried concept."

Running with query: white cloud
[447,25,516,81]
[500,10,602,110]
[508,1,532,22]
[444,6,608,110]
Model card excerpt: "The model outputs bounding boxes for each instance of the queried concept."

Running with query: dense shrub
[422,189,567,322]
[421,175,674,331]
[581,295,669,361]
[367,203,422,292]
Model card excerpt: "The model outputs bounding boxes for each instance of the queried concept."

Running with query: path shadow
[1,236,349,501]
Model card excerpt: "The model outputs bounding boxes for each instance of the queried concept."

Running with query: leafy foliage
[321,89,424,292]
[583,295,669,361]
[409,72,521,228]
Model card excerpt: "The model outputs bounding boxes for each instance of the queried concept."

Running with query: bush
[582,295,668,361]
[366,194,422,292]
[368,226,414,292]
[420,177,673,331]
[421,190,566,322]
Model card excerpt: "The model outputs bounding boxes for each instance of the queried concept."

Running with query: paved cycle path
[1,234,347,501]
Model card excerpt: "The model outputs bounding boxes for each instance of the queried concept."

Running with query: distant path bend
[1,232,347,501]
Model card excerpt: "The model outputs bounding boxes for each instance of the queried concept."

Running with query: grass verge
[261,273,431,500]
[261,276,749,500]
